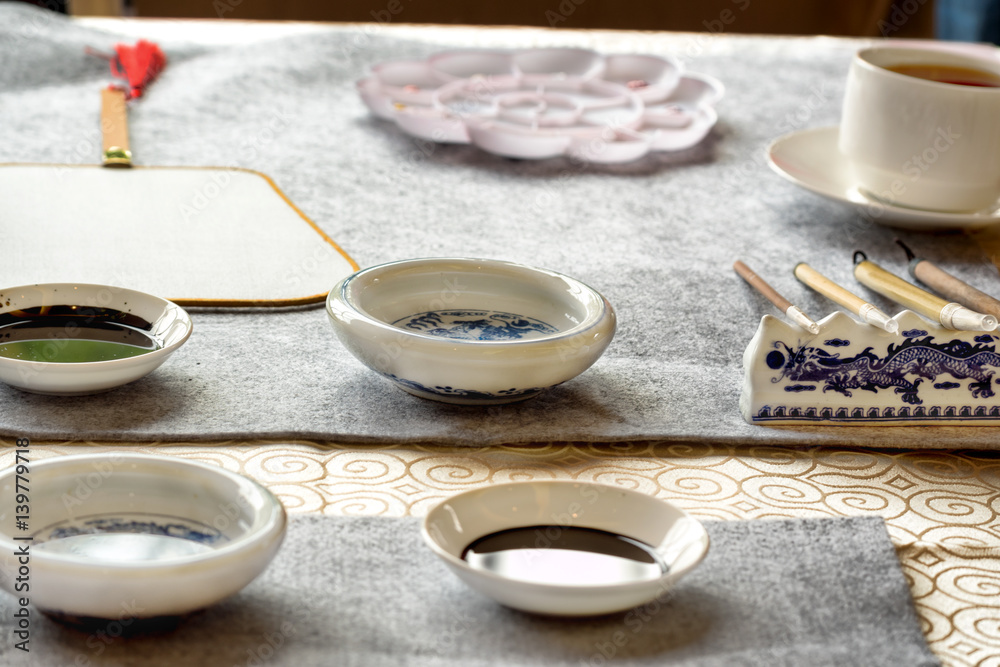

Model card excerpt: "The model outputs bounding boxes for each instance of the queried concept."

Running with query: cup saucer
[766,125,1000,231]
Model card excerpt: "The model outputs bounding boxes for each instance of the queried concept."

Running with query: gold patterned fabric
[3,439,998,666]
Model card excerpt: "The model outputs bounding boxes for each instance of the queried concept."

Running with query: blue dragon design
[767,335,1000,405]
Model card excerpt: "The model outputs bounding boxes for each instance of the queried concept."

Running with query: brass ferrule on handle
[101,88,132,167]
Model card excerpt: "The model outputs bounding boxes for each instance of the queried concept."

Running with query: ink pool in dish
[0,283,192,395]
[0,305,160,362]
[422,481,709,616]
[462,525,667,587]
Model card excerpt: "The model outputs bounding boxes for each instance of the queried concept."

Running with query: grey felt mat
[0,514,938,666]
[0,5,998,448]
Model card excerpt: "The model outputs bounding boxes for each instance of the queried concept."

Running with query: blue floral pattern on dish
[43,515,224,545]
[384,373,547,402]
[393,310,559,341]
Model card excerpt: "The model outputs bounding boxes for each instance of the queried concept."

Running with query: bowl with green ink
[0,283,192,395]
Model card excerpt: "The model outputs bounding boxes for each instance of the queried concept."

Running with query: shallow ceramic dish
[0,453,286,619]
[326,258,616,405]
[0,283,193,395]
[421,481,710,616]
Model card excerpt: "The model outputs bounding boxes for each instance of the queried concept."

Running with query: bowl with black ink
[0,283,192,395]
[0,453,286,619]
[421,480,710,616]
[325,258,616,405]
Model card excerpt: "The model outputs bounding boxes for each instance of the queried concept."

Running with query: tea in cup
[839,46,1000,213]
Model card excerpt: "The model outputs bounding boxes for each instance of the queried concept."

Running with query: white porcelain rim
[856,46,1000,95]
[420,479,709,593]
[0,283,193,369]
[328,257,612,346]
[0,453,286,571]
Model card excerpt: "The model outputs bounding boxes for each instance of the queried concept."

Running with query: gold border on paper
[0,163,359,308]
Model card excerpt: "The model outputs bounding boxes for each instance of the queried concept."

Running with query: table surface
[4,438,998,666]
[2,9,1000,667]
[4,6,1000,448]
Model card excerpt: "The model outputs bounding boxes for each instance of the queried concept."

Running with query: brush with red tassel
[88,39,167,167]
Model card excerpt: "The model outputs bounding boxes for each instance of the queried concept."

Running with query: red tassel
[107,40,166,100]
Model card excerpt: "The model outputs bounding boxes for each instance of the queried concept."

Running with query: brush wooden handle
[910,259,1000,320]
[855,260,948,317]
[101,88,132,167]
[794,263,867,313]
[798,262,898,332]
[734,260,792,311]
[736,260,820,333]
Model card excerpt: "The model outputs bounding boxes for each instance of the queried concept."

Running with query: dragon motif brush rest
[741,310,1000,425]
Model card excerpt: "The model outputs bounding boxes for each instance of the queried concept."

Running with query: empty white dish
[0,283,193,395]
[0,453,286,619]
[326,258,616,405]
[421,480,710,616]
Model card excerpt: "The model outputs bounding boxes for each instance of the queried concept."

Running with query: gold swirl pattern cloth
[3,440,998,666]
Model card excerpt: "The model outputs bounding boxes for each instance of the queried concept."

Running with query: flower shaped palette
[357,48,724,163]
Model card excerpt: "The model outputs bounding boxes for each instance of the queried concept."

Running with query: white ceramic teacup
[839,46,1000,213]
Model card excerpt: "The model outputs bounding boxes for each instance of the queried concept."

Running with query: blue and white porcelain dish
[0,453,286,619]
[326,258,616,405]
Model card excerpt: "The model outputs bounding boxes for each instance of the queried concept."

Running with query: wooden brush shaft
[854,260,948,317]
[734,260,792,312]
[100,88,131,165]
[794,263,866,313]
[910,259,1000,320]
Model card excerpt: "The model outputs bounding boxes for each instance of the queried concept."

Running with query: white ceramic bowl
[422,481,710,616]
[0,283,192,395]
[326,258,616,405]
[0,453,286,619]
